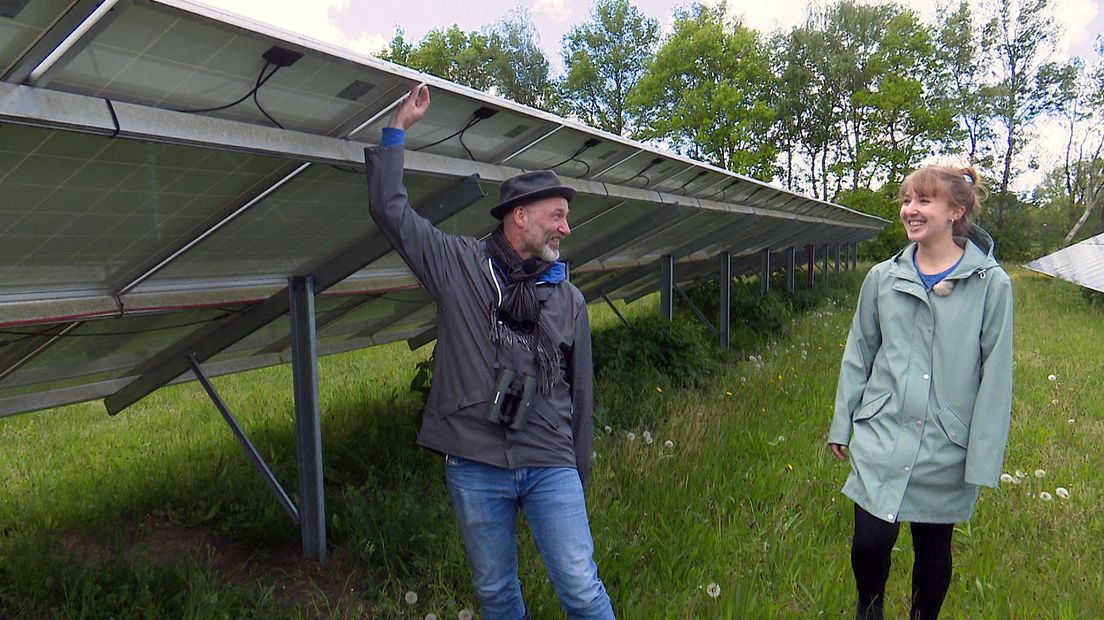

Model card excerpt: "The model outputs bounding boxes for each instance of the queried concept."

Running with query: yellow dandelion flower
[655,386,663,393]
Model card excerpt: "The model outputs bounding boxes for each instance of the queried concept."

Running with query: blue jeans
[444,456,615,620]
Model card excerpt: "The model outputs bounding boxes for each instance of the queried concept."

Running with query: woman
[827,166,1014,620]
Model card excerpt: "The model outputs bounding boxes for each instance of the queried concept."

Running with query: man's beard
[539,242,559,262]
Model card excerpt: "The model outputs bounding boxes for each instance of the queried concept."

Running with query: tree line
[378,0,1104,261]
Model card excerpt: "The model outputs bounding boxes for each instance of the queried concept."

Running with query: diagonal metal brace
[187,353,300,525]
[674,284,718,338]
[104,174,486,415]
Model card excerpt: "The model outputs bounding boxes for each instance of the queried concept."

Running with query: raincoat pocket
[937,405,970,449]
[853,392,892,422]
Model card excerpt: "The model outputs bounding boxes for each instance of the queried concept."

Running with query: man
[365,83,614,620]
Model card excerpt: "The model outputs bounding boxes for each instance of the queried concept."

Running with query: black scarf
[486,227,560,394]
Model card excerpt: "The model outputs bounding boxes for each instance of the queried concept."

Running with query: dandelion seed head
[626,432,636,442]
[1035,469,1046,478]
[664,440,674,449]
[425,615,437,620]
[1056,487,1070,499]
[1048,374,1057,381]
[1000,473,1014,483]
[1051,399,1059,405]
[404,591,418,605]
[603,425,612,434]
[1015,469,1026,478]
[706,582,721,598]
[459,610,474,620]
[1068,418,1076,424]
[777,435,785,443]
[1039,491,1053,501]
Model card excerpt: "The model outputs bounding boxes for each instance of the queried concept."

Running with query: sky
[199,0,1104,190]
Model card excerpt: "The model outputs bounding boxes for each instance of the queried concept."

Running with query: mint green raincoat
[828,226,1014,523]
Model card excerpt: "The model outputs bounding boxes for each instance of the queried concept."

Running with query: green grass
[1,266,1101,618]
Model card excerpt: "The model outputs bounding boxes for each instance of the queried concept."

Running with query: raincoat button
[916,420,922,427]
[904,466,911,472]
[887,513,894,520]
[922,373,930,380]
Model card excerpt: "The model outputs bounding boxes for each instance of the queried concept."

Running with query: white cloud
[531,0,572,23]
[198,0,388,55]
[1051,0,1100,58]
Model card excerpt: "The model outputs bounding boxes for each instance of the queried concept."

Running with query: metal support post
[805,244,815,289]
[187,353,300,525]
[834,244,841,274]
[289,276,327,565]
[786,247,797,293]
[822,244,830,286]
[760,247,772,294]
[719,251,731,351]
[659,254,674,320]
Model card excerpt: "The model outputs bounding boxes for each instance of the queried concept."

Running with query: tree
[376,18,554,109]
[559,0,659,135]
[931,2,996,166]
[631,3,777,177]
[982,0,1070,196]
[486,9,554,109]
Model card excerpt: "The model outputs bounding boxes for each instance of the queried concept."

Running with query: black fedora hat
[490,170,576,220]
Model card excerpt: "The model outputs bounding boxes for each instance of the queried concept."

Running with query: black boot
[857,598,884,620]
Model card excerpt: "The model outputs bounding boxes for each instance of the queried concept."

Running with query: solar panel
[0,0,888,425]
[1025,233,1104,294]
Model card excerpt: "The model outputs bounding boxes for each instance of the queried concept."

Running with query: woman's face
[899,189,964,245]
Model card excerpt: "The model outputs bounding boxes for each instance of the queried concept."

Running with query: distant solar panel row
[1025,233,1104,294]
[0,0,886,417]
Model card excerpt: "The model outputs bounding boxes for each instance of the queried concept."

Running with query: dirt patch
[55,516,366,611]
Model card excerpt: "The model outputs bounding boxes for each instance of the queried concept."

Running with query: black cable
[413,115,484,157]
[253,82,284,129]
[174,61,274,114]
[677,171,708,194]
[712,180,739,201]
[549,140,602,176]
[627,158,664,186]
[104,98,120,137]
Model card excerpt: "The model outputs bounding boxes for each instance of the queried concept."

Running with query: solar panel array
[0,0,887,418]
[1025,233,1104,294]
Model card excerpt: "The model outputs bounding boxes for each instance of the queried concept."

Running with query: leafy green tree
[559,0,659,135]
[932,2,996,166]
[982,0,1071,196]
[486,9,554,109]
[631,2,777,177]
[376,16,554,109]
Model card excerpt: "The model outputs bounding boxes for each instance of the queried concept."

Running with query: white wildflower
[1039,491,1053,501]
[777,435,786,443]
[626,432,636,442]
[1068,418,1076,424]
[459,610,475,620]
[706,582,721,598]
[404,591,418,605]
[425,615,437,620]
[643,431,654,444]
[664,440,674,449]
[1035,469,1046,478]
[1048,374,1057,381]
[1051,399,1059,405]
[603,425,612,434]
[1015,469,1026,478]
[1000,473,1014,484]
[1056,487,1069,499]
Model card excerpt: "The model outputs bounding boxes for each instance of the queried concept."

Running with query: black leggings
[852,504,954,620]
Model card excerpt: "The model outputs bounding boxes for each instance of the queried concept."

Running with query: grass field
[0,265,1101,618]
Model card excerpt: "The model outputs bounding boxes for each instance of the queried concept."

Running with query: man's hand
[389,83,430,131]
[828,443,849,461]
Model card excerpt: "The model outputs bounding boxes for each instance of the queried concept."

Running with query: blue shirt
[913,252,962,290]
[380,127,405,146]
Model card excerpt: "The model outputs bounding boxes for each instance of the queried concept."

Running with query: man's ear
[510,206,528,227]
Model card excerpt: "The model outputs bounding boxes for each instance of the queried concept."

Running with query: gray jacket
[366,145,594,483]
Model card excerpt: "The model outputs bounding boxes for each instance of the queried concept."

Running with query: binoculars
[485,368,538,431]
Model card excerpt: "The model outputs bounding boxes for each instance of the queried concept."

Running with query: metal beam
[581,265,653,302]
[2,0,114,83]
[659,254,674,320]
[673,285,716,337]
[187,353,300,525]
[760,248,772,294]
[822,244,830,286]
[670,215,757,259]
[719,251,731,351]
[834,244,841,274]
[564,205,683,268]
[289,276,326,564]
[786,247,797,293]
[103,175,485,415]
[806,244,815,289]
[257,295,371,355]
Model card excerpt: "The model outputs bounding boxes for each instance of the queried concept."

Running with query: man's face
[518,197,571,261]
